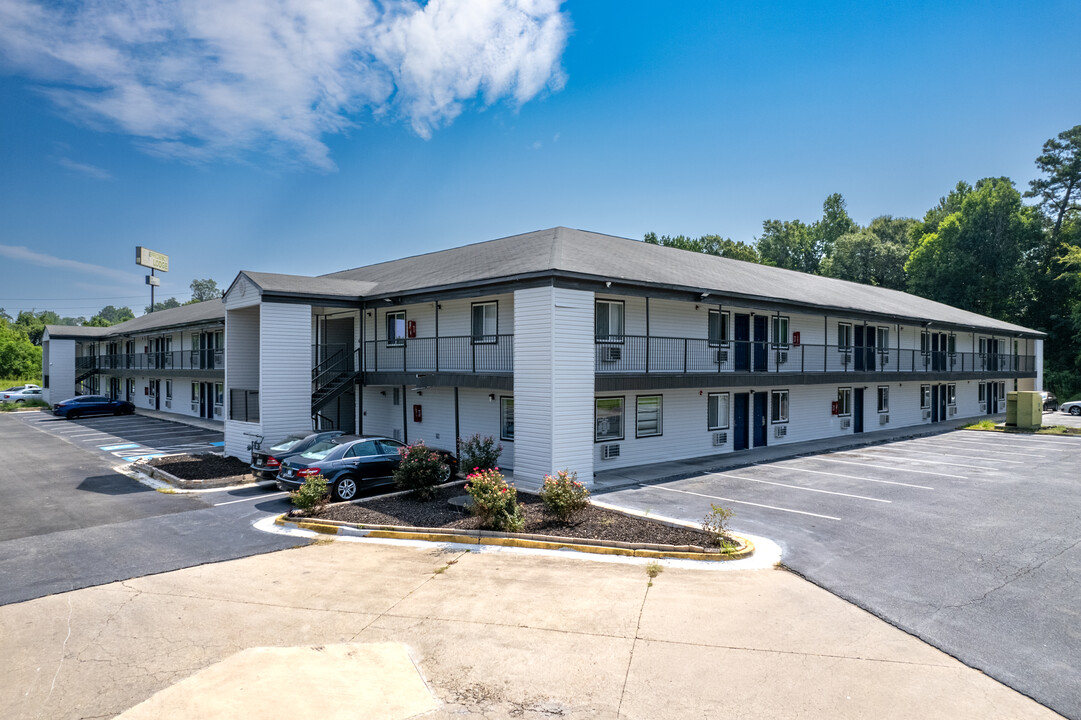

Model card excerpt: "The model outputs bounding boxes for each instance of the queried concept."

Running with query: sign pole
[150,268,155,312]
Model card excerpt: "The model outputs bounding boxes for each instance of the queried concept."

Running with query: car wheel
[68,410,79,420]
[333,476,359,502]
[438,463,452,483]
[1071,406,1081,416]
[14,399,24,404]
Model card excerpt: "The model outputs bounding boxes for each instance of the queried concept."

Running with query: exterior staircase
[311,347,359,424]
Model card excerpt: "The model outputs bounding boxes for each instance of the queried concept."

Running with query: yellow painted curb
[274,515,753,561]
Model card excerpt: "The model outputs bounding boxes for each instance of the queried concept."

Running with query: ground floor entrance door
[733,393,749,451]
[938,383,948,422]
[199,382,214,419]
[931,385,940,422]
[853,387,864,433]
[150,380,160,410]
[752,392,768,448]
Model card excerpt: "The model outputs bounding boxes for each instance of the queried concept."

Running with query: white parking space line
[832,450,1002,470]
[771,464,935,490]
[866,445,1021,465]
[649,484,842,520]
[939,435,1073,450]
[719,473,890,503]
[908,441,1042,458]
[214,492,289,506]
[802,457,966,478]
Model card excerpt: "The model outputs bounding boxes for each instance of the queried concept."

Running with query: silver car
[1060,399,1081,416]
[1,387,44,403]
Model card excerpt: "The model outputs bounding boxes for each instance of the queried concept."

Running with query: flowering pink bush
[464,467,523,532]
[538,469,590,522]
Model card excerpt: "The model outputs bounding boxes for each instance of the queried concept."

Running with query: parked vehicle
[52,395,136,419]
[277,435,457,501]
[2,387,44,403]
[250,430,344,480]
[1041,391,1058,412]
[1060,399,1081,416]
[3,383,41,393]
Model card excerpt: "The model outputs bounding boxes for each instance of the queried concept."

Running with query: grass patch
[0,399,49,412]
[0,377,41,388]
[964,420,1081,436]
[1036,426,1081,436]
[964,419,999,431]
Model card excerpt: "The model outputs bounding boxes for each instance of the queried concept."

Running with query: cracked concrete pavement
[0,541,1063,720]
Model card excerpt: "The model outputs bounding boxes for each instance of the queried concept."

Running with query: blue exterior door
[753,316,768,371]
[734,315,750,371]
[752,392,768,447]
[854,387,864,433]
[734,393,749,451]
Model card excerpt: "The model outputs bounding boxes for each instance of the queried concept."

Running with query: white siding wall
[258,303,313,455]
[44,337,75,404]
[513,286,594,488]
[225,305,261,460]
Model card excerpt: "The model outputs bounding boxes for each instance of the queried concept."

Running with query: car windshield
[298,440,338,461]
[269,435,308,453]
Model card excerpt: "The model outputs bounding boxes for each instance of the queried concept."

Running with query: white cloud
[53,156,112,180]
[0,245,142,283]
[0,0,569,169]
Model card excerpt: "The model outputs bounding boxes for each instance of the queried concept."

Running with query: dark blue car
[249,430,344,480]
[277,435,456,501]
[53,395,136,419]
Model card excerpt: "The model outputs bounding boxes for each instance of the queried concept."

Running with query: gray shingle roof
[236,227,1041,336]
[46,299,224,341]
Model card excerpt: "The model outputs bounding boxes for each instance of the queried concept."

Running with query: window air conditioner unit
[601,444,621,460]
[191,402,199,412]
[715,350,728,364]
[922,409,931,420]
[949,406,957,416]
[979,402,987,413]
[392,429,403,441]
[776,351,789,365]
[880,354,889,365]
[840,418,851,430]
[879,414,889,425]
[712,431,727,446]
[841,353,852,364]
[601,345,622,363]
[165,400,171,409]
[774,425,787,438]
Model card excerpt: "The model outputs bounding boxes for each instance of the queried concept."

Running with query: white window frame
[595,396,625,442]
[635,395,663,438]
[707,392,730,430]
[947,383,957,406]
[165,379,173,400]
[708,309,730,347]
[920,384,931,409]
[770,389,789,424]
[837,322,853,350]
[499,396,514,441]
[978,382,987,403]
[837,387,852,416]
[772,316,790,349]
[877,385,889,413]
[471,301,498,345]
[595,300,625,343]
[386,310,406,347]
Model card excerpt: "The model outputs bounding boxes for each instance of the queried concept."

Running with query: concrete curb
[133,459,265,491]
[119,462,277,494]
[274,514,754,561]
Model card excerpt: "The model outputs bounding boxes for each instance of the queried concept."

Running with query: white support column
[513,286,595,489]
[1035,338,1044,392]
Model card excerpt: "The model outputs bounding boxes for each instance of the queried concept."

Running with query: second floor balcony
[76,349,225,373]
[594,336,1035,376]
[362,335,514,375]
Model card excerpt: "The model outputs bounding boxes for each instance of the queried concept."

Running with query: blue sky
[1,0,1078,318]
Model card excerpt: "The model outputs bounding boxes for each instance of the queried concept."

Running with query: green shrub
[393,441,450,501]
[702,503,735,548]
[464,467,523,532]
[539,469,590,522]
[459,433,503,472]
[290,474,329,512]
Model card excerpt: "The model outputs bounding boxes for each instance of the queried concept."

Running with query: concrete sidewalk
[592,416,1003,492]
[0,541,1060,719]
[133,407,225,433]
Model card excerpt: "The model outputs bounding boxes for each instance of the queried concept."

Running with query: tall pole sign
[135,247,169,312]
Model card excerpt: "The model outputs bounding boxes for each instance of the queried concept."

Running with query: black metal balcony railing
[594,337,1036,376]
[76,350,225,373]
[363,335,514,374]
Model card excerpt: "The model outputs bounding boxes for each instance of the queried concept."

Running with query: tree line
[645,124,1081,399]
[0,278,221,379]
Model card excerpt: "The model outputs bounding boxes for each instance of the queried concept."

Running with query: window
[472,301,497,344]
[978,382,987,403]
[191,382,199,403]
[920,384,931,409]
[595,397,625,441]
[215,383,224,406]
[947,334,957,355]
[126,379,135,399]
[922,330,931,354]
[947,383,957,406]
[636,395,662,437]
[708,310,730,346]
[165,380,173,400]
[772,316,790,348]
[344,440,380,458]
[997,381,1006,398]
[500,397,514,441]
[876,327,889,351]
[877,386,889,413]
[837,387,852,416]
[595,300,625,343]
[771,390,789,423]
[386,311,406,347]
[707,392,730,430]
[392,387,400,406]
[837,323,852,350]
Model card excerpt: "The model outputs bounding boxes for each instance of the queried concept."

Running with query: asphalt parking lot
[16,409,224,462]
[599,429,1081,720]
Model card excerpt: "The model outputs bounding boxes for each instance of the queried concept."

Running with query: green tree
[905,177,1044,320]
[14,310,82,345]
[811,193,858,260]
[145,297,182,314]
[820,222,912,290]
[644,233,760,263]
[1025,124,1081,241]
[0,316,41,379]
[187,278,220,303]
[756,219,818,272]
[87,305,135,327]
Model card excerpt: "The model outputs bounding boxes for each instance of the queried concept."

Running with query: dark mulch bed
[147,453,252,480]
[311,484,728,550]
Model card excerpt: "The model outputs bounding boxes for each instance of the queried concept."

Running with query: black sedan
[52,395,135,419]
[250,430,344,480]
[277,435,456,501]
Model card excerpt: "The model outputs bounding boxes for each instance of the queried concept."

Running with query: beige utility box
[1006,391,1042,428]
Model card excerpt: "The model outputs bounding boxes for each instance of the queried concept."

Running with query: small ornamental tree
[290,474,329,512]
[459,433,502,471]
[394,441,450,501]
[702,504,735,549]
[539,469,590,522]
[464,467,523,532]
